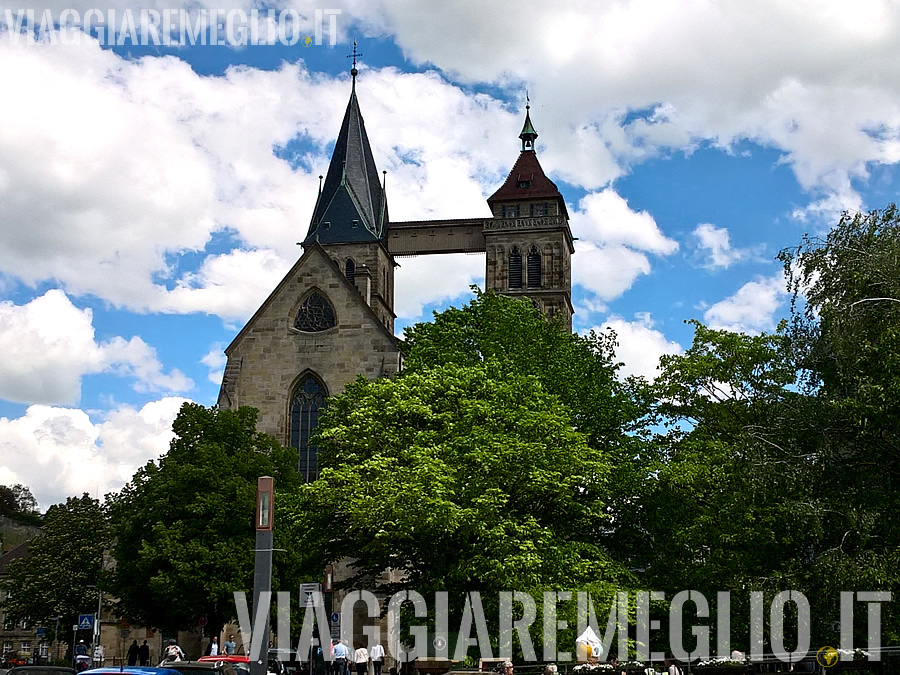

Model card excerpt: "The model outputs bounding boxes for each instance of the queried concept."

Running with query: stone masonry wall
[222,247,400,445]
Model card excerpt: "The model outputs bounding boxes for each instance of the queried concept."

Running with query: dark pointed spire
[304,49,388,246]
[519,94,538,151]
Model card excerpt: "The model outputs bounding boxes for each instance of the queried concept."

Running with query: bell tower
[483,103,574,330]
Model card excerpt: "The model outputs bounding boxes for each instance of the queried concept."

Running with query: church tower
[217,56,401,481]
[483,104,574,330]
[303,53,395,333]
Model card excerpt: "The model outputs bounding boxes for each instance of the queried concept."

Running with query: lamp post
[250,477,274,675]
[50,616,60,663]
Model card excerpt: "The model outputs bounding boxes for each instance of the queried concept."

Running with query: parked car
[81,669,175,675]
[198,656,250,675]
[8,666,76,675]
[197,653,282,675]
[160,660,242,675]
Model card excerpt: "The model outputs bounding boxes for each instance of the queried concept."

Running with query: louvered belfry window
[509,247,523,289]
[527,245,542,288]
[294,292,336,332]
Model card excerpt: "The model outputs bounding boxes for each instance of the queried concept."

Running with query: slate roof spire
[304,42,388,245]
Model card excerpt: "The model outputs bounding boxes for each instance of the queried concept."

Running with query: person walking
[369,643,384,675]
[332,639,349,675]
[205,637,220,656]
[138,641,150,666]
[223,635,237,656]
[127,640,140,666]
[664,655,682,675]
[353,644,368,675]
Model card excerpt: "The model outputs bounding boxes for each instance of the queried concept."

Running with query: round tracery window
[294,292,336,332]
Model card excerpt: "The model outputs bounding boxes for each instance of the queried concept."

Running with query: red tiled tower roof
[487,105,568,217]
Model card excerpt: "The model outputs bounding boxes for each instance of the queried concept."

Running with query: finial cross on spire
[347,40,363,69]
[347,40,363,90]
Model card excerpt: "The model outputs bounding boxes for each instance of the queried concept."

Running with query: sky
[1,0,900,511]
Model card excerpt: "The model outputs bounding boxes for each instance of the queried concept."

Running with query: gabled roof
[0,540,30,575]
[224,242,398,358]
[304,90,388,244]
[487,150,569,217]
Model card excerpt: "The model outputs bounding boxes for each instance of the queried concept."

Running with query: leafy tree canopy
[643,205,900,649]
[0,484,41,525]
[1,494,107,639]
[107,403,302,638]
[280,292,646,655]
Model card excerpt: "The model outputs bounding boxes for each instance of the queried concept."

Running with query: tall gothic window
[527,245,542,288]
[294,291,336,332]
[508,247,523,289]
[345,259,355,284]
[290,374,327,482]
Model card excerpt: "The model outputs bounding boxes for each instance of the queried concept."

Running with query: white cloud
[6,3,898,321]
[594,312,683,381]
[693,223,762,269]
[0,397,188,510]
[0,37,513,320]
[201,344,227,385]
[394,253,485,322]
[571,190,678,301]
[365,0,900,213]
[703,276,788,334]
[0,290,192,405]
[575,190,679,255]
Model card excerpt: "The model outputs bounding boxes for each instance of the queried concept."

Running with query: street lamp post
[49,617,60,663]
[250,477,274,675]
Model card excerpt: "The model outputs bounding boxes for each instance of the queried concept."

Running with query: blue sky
[2,0,900,509]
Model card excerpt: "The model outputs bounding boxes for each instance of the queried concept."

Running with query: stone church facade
[217,68,574,479]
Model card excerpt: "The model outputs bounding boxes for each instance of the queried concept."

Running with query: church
[216,60,575,479]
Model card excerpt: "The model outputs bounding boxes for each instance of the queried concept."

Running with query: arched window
[290,374,327,482]
[294,291,336,332]
[527,245,542,288]
[508,247,523,289]
[345,259,355,285]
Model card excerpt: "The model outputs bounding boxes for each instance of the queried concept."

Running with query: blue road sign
[77,614,94,630]
[36,627,47,637]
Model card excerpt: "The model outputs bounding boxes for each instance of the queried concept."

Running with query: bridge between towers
[387,214,570,256]
[387,218,488,256]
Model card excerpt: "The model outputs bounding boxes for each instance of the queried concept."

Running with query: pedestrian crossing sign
[78,614,94,630]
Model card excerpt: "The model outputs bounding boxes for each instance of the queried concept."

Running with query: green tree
[280,292,648,655]
[642,206,900,650]
[0,484,41,525]
[645,322,819,649]
[107,403,302,641]
[1,494,108,641]
[780,204,900,643]
[402,290,657,560]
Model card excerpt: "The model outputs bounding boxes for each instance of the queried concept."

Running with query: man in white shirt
[369,643,385,675]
